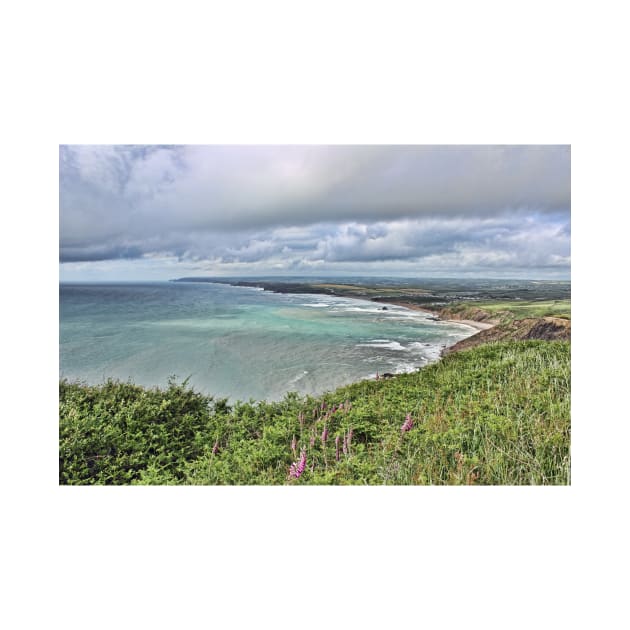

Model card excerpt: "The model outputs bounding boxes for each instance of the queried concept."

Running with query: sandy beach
[375,300,496,332]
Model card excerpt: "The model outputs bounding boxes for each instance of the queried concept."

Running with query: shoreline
[232,282,496,335]
[372,299,495,332]
[195,278,496,336]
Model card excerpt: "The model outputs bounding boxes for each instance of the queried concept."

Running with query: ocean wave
[357,341,408,351]
[288,370,309,385]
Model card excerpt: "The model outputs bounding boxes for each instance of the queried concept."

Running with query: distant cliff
[443,316,571,355]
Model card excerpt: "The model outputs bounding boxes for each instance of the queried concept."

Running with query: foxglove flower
[321,425,328,443]
[289,448,307,479]
[335,435,340,461]
[401,413,414,433]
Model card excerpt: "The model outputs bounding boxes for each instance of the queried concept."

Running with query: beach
[369,299,496,331]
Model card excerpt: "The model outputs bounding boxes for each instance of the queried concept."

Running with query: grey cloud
[59,145,570,274]
[60,243,145,262]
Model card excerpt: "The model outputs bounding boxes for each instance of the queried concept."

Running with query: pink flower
[289,448,307,479]
[335,435,340,461]
[321,425,328,443]
[401,413,414,433]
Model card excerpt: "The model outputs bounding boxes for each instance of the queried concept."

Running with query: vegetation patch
[60,341,570,485]
[441,299,571,322]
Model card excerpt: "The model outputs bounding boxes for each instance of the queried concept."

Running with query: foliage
[60,341,570,485]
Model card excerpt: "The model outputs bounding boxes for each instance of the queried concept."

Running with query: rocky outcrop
[443,317,571,355]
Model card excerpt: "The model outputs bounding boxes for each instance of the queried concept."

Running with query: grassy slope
[441,299,571,322]
[60,340,570,485]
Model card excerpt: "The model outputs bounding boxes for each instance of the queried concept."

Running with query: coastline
[230,282,496,335]
[372,299,495,332]
[185,278,496,337]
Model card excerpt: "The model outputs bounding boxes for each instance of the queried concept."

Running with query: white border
[4,1,628,628]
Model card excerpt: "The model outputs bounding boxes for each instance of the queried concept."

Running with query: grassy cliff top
[60,340,570,486]
[441,299,571,322]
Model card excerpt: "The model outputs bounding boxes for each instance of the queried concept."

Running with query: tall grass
[60,341,570,485]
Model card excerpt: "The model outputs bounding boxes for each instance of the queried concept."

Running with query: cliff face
[437,306,501,324]
[443,317,571,355]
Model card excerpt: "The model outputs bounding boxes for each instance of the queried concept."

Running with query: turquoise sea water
[59,281,475,401]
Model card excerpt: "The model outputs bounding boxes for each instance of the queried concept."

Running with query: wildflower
[321,401,327,411]
[342,435,348,456]
[376,371,380,380]
[335,435,340,461]
[310,433,316,447]
[289,448,307,479]
[401,413,414,433]
[466,467,480,485]
[291,435,297,457]
[299,412,305,428]
[321,425,328,444]
[347,427,353,446]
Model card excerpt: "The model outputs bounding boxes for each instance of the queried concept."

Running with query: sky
[59,145,570,281]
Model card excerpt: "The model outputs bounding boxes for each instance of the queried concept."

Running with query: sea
[59,281,476,401]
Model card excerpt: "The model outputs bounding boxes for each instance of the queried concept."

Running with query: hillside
[438,299,571,323]
[444,317,571,354]
[60,340,570,485]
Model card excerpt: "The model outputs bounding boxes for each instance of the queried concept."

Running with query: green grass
[447,299,571,321]
[59,340,570,485]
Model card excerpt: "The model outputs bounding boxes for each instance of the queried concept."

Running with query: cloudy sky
[59,145,570,280]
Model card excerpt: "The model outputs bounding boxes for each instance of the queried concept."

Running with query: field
[60,340,570,485]
[443,299,571,322]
